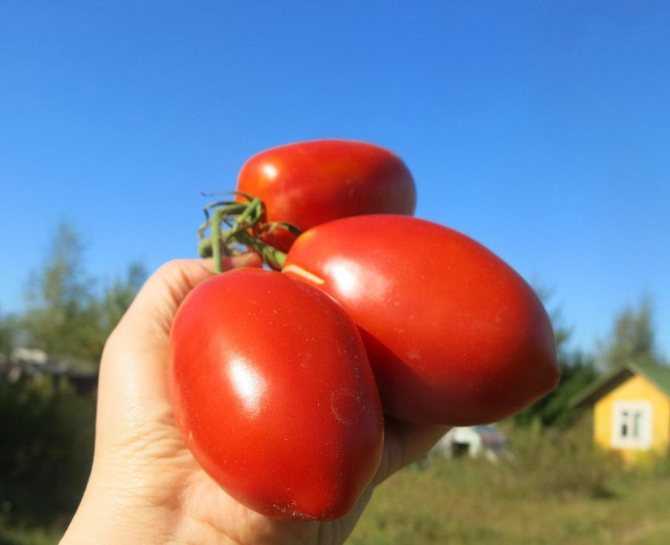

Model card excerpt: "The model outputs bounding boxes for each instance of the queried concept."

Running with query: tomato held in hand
[237,140,416,251]
[283,215,559,425]
[169,269,383,520]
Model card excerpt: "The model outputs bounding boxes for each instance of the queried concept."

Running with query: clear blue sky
[1,2,668,358]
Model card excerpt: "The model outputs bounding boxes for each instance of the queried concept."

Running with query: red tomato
[169,269,383,519]
[283,215,559,425]
[237,139,416,251]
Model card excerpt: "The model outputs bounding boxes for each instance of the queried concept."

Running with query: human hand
[61,256,446,545]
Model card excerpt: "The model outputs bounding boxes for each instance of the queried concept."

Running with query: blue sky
[1,2,668,358]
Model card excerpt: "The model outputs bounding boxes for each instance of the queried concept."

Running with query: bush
[0,373,94,525]
[501,417,623,499]
[0,523,61,545]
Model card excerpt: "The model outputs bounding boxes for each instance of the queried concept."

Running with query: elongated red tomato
[283,216,559,425]
[237,139,416,250]
[169,269,383,519]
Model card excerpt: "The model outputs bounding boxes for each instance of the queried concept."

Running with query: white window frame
[611,400,653,450]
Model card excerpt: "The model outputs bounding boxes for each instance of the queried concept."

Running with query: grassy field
[3,422,670,545]
[349,457,670,545]
[349,422,670,545]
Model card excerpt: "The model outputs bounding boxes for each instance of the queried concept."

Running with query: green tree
[0,312,20,359]
[0,225,146,531]
[0,374,95,525]
[22,224,147,369]
[598,296,660,369]
[22,224,102,369]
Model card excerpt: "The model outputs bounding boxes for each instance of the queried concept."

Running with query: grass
[3,421,670,545]
[0,526,62,545]
[349,460,670,545]
[349,421,670,545]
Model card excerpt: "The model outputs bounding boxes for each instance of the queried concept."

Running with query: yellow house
[574,361,670,462]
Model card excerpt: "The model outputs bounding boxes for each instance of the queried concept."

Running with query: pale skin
[60,255,447,545]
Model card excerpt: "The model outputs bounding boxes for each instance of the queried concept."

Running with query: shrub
[501,417,623,499]
[0,373,94,525]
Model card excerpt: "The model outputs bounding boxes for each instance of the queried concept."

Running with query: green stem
[197,195,294,270]
[223,198,262,243]
[199,228,288,269]
[236,231,287,269]
[211,207,225,273]
[198,202,249,242]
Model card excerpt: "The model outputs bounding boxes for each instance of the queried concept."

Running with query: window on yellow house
[612,401,652,449]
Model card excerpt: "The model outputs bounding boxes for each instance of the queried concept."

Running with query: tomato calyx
[197,194,296,272]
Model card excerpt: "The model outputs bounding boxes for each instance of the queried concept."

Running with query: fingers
[373,418,449,486]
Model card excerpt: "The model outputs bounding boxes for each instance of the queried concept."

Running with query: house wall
[593,374,670,461]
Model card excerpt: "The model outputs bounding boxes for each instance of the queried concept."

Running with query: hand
[61,256,446,545]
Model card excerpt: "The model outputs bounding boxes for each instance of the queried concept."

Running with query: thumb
[117,254,262,346]
[94,254,261,460]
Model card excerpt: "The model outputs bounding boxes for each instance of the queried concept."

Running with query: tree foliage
[0,374,94,524]
[598,296,660,369]
[0,313,19,360]
[0,223,146,526]
[21,223,146,370]
[22,224,99,368]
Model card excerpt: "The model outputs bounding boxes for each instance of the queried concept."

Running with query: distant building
[431,425,507,461]
[573,360,670,462]
[12,347,48,364]
[0,347,97,395]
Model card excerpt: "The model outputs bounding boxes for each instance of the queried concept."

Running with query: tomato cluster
[169,139,559,520]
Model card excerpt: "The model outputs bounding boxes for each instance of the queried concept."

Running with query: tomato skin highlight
[237,139,416,251]
[169,269,383,519]
[283,215,559,426]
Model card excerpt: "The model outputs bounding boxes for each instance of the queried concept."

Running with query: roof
[572,360,670,408]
